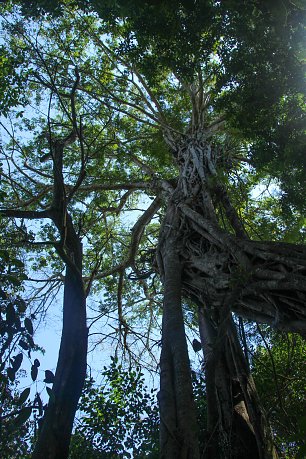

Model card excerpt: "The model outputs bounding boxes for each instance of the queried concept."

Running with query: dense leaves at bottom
[252,329,306,458]
[69,358,160,459]
[69,360,209,458]
[68,344,306,459]
[0,245,37,458]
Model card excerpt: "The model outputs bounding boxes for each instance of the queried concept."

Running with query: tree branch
[0,209,51,219]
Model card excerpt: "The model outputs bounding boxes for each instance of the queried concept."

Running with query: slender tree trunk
[32,244,87,459]
[158,205,199,459]
[32,136,88,459]
[198,307,277,459]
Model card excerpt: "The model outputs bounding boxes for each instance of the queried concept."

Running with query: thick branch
[90,195,162,282]
[0,208,51,219]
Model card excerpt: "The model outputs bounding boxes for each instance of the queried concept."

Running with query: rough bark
[160,134,306,336]
[181,205,306,336]
[198,307,277,459]
[159,127,285,458]
[158,205,200,459]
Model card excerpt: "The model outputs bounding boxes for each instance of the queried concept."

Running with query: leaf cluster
[70,357,159,458]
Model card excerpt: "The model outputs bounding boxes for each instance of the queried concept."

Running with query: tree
[0,18,89,456]
[0,7,163,457]
[1,1,305,458]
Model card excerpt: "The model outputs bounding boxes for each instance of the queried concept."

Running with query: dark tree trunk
[32,243,87,459]
[159,128,282,459]
[198,307,277,459]
[32,137,88,459]
[158,205,200,459]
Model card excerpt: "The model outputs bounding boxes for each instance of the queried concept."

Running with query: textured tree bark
[158,205,200,459]
[161,132,306,336]
[32,241,87,459]
[198,307,277,459]
[160,127,281,458]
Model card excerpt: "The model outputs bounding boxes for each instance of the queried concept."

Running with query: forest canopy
[0,1,305,458]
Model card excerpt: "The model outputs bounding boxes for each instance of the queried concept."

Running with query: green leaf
[11,257,24,268]
[0,249,10,262]
[19,339,29,350]
[297,415,306,434]
[297,444,306,459]
[15,407,32,427]
[31,364,38,382]
[24,317,34,335]
[4,274,21,286]
[16,298,27,313]
[7,367,15,382]
[192,339,202,352]
[27,334,35,349]
[12,353,23,372]
[44,370,55,384]
[14,316,22,331]
[6,303,16,326]
[17,387,31,405]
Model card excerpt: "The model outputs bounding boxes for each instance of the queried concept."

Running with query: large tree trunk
[159,126,283,458]
[158,205,200,459]
[161,132,306,336]
[198,307,277,459]
[32,240,87,459]
[32,136,88,459]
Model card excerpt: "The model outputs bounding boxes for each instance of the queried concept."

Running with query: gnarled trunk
[158,205,199,459]
[161,133,306,336]
[198,307,277,459]
[159,128,283,459]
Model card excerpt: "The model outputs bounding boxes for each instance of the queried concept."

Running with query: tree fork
[171,136,306,336]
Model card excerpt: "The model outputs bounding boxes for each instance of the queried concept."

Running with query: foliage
[252,329,306,458]
[0,232,34,458]
[28,0,305,215]
[69,360,210,459]
[0,45,27,116]
[69,351,306,459]
[69,357,159,458]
